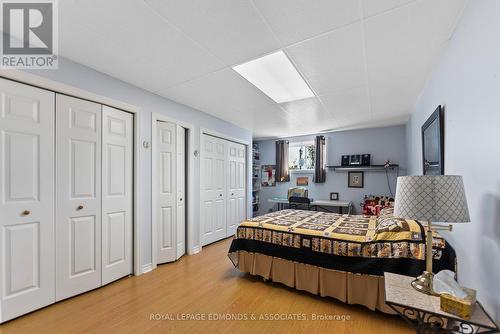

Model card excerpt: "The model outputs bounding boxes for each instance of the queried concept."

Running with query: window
[288,142,315,171]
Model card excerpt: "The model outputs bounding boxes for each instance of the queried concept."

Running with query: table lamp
[393,175,470,295]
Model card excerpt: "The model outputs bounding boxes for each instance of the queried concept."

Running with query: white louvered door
[101,106,133,285]
[55,94,102,301]
[0,79,55,322]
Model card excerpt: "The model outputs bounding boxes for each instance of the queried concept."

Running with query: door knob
[231,193,234,196]
[219,194,222,197]
[77,205,84,210]
[22,210,30,216]
[179,198,183,201]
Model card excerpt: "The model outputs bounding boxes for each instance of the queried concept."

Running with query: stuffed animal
[361,195,394,216]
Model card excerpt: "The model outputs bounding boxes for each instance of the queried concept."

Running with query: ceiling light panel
[232,50,314,103]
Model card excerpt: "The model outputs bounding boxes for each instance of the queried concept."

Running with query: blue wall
[406,0,500,321]
[256,125,407,215]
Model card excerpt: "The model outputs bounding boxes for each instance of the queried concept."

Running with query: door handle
[77,205,84,210]
[22,210,30,216]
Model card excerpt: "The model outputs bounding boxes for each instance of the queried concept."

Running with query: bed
[227,209,456,314]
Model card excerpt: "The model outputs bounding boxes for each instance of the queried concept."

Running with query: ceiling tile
[252,127,290,140]
[253,119,325,139]
[362,0,415,17]
[287,120,340,137]
[59,0,224,91]
[334,114,373,128]
[217,102,292,132]
[253,0,361,46]
[364,3,433,86]
[144,0,280,66]
[364,0,466,86]
[369,79,423,118]
[54,0,467,138]
[286,22,367,95]
[319,86,371,124]
[334,114,408,132]
[279,97,333,124]
[159,68,279,119]
[410,0,468,43]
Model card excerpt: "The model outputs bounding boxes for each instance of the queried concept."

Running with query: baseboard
[142,263,153,274]
[189,245,200,255]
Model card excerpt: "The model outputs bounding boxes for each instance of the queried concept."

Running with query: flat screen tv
[421,105,444,175]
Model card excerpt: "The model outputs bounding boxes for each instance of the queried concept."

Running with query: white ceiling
[58,0,467,139]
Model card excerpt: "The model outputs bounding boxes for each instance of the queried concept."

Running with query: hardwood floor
[0,238,412,334]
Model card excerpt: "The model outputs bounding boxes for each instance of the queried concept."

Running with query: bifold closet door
[201,135,226,246]
[155,121,186,263]
[101,106,133,285]
[227,142,246,237]
[0,79,55,322]
[176,125,186,260]
[156,121,177,263]
[56,94,102,301]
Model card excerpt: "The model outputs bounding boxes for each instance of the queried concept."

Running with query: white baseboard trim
[142,263,153,274]
[189,245,200,255]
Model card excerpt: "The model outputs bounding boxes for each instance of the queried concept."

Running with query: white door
[156,121,177,263]
[176,125,186,260]
[201,135,226,246]
[101,106,133,285]
[227,142,246,236]
[0,79,55,322]
[56,94,102,301]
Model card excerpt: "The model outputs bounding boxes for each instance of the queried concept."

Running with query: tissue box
[440,288,477,320]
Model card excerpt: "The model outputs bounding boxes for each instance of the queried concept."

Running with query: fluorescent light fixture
[232,50,314,103]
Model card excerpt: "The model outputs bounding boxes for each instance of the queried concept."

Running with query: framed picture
[296,176,309,186]
[261,165,276,187]
[330,192,339,200]
[348,171,364,188]
[422,105,444,175]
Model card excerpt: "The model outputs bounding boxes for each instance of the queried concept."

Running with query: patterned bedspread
[228,209,456,276]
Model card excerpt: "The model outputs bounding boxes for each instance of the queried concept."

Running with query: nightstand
[384,272,499,334]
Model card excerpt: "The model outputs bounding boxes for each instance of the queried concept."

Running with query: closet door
[56,94,101,301]
[176,125,186,259]
[156,121,177,264]
[227,142,246,236]
[101,106,133,285]
[201,135,226,246]
[0,79,55,322]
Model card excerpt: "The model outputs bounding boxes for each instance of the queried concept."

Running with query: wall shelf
[252,143,261,216]
[327,164,399,172]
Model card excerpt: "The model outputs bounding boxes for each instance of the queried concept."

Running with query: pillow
[379,207,394,219]
[371,215,424,243]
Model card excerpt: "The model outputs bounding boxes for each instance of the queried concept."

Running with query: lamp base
[411,271,438,295]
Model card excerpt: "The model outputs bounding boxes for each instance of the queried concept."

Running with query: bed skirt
[233,251,395,314]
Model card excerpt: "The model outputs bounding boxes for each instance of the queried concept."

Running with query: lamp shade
[394,176,470,223]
